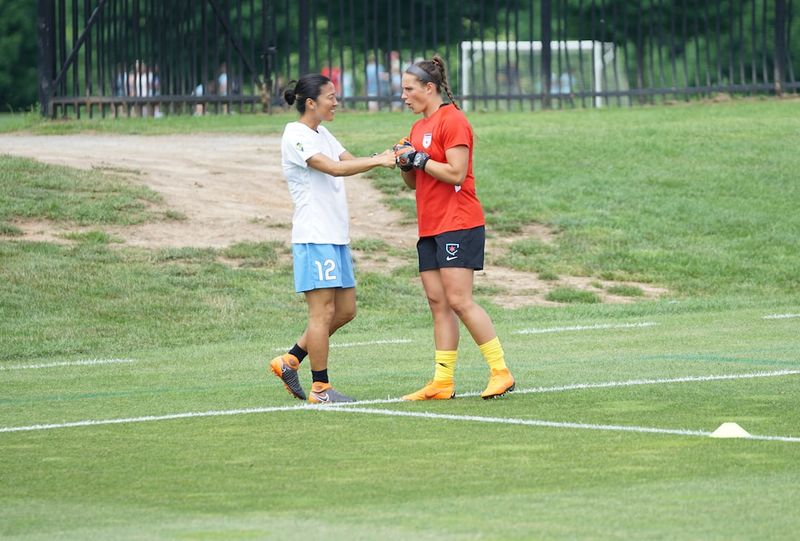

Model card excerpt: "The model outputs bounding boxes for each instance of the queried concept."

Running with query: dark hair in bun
[283,74,331,113]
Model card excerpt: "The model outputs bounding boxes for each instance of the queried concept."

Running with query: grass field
[1,99,800,540]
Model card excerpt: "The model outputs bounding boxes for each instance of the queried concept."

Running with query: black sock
[289,343,308,363]
[311,369,329,384]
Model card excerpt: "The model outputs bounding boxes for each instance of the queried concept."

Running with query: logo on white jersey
[422,132,432,148]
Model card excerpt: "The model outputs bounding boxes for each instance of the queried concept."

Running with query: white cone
[710,422,751,439]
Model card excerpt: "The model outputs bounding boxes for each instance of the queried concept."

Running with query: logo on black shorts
[445,243,460,261]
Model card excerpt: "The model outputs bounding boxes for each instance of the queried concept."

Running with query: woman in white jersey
[269,73,395,404]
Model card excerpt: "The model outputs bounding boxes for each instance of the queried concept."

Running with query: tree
[0,0,39,111]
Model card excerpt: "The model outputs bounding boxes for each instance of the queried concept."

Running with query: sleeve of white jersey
[283,124,322,168]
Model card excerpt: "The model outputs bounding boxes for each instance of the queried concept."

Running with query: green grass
[2,100,800,539]
[471,101,800,300]
[59,230,122,244]
[607,284,646,297]
[9,99,800,301]
[221,241,286,267]
[0,222,23,237]
[1,309,799,540]
[546,287,601,304]
[0,155,165,225]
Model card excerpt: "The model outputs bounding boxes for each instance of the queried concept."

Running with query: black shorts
[417,226,485,272]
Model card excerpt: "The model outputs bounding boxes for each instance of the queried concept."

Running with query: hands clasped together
[392,138,430,172]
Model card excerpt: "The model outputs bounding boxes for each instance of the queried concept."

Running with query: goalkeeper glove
[393,138,430,172]
[411,151,430,171]
[393,138,415,171]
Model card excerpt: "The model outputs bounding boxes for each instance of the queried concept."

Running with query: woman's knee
[426,289,449,311]
[309,301,336,326]
[445,293,473,317]
[338,304,356,325]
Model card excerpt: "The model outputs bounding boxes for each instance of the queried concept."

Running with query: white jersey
[281,121,349,244]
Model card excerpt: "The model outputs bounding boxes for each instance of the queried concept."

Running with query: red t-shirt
[408,104,485,237]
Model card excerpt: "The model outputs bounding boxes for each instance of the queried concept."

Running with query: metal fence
[37,0,798,117]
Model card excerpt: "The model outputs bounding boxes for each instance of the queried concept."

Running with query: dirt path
[0,133,666,307]
[0,133,416,249]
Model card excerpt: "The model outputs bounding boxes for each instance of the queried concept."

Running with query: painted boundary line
[0,404,320,433]
[0,359,135,371]
[321,369,800,404]
[273,320,659,353]
[273,339,412,352]
[322,407,800,443]
[3,370,798,437]
[514,322,657,334]
[763,313,800,320]
[490,369,800,398]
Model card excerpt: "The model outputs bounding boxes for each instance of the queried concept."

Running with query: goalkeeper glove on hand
[411,151,430,171]
[392,138,413,152]
[394,138,416,172]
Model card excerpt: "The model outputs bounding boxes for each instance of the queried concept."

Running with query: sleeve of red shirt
[440,109,472,151]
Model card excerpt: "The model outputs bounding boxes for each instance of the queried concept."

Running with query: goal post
[459,40,626,110]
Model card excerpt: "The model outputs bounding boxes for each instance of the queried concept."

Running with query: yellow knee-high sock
[478,337,507,371]
[433,350,457,382]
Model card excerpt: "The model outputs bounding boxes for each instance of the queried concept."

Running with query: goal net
[459,40,629,110]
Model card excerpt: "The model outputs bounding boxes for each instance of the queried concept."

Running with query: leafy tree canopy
[0,0,38,111]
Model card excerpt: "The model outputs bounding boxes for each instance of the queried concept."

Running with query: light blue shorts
[292,243,356,293]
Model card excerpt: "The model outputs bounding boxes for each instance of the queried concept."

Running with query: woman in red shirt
[395,55,515,400]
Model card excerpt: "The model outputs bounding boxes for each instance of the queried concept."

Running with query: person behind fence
[393,54,516,401]
[113,63,127,97]
[218,62,229,113]
[365,52,388,111]
[113,63,127,117]
[127,60,155,117]
[152,64,162,118]
[389,50,403,111]
[269,73,396,404]
[192,79,214,116]
[320,64,341,95]
[127,60,146,116]
[341,69,353,99]
[559,68,576,95]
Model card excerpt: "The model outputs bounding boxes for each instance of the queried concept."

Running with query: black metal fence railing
[37,0,798,118]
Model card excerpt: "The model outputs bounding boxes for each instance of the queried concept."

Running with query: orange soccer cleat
[402,380,456,401]
[269,354,306,400]
[308,382,356,404]
[480,368,515,399]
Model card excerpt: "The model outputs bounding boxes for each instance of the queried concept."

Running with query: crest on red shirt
[422,132,432,148]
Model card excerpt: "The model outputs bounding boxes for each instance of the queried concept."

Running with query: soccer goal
[459,40,629,110]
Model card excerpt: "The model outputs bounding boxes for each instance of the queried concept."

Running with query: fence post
[299,0,310,74]
[37,0,55,117]
[774,0,786,96]
[541,0,552,109]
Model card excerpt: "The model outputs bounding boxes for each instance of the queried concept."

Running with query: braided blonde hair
[408,54,460,109]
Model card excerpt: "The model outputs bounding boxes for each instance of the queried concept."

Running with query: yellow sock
[433,350,457,382]
[478,337,507,371]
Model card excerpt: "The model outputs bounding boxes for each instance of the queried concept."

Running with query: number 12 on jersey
[314,258,337,281]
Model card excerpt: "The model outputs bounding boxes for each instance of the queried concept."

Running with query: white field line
[322,407,800,443]
[272,338,412,352]
[0,359,135,371]
[763,313,800,320]
[2,369,799,438]
[330,339,413,349]
[0,404,321,433]
[320,369,800,405]
[514,322,657,334]
[487,369,800,398]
